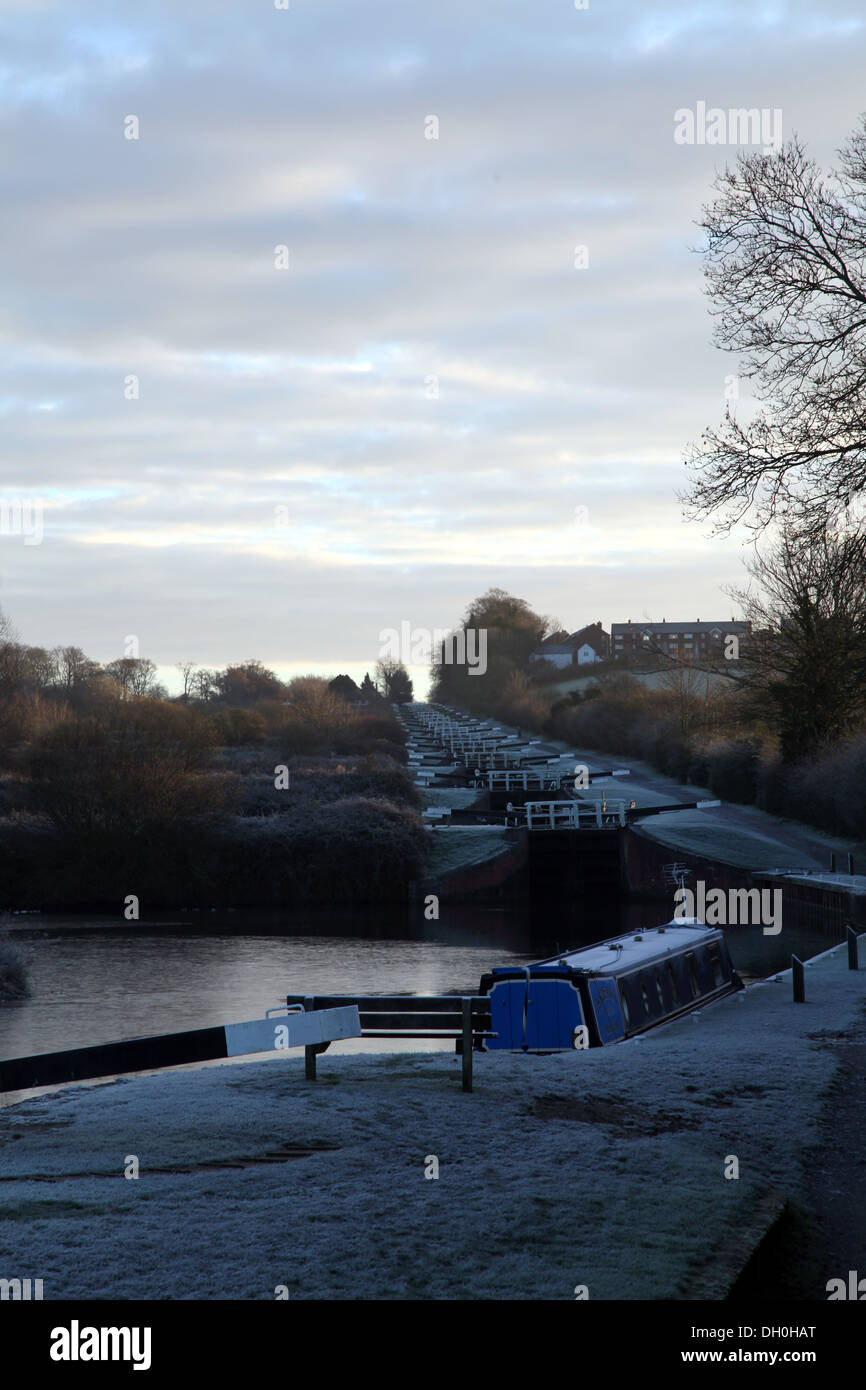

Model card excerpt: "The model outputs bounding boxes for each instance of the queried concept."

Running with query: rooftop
[534,921,723,974]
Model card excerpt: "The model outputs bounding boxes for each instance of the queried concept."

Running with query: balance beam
[0,1006,361,1093]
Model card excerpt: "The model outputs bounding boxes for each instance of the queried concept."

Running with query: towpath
[3,941,863,1300]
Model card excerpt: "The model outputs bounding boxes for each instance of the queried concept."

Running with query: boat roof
[531,920,724,977]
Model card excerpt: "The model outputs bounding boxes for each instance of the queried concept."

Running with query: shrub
[333,714,408,759]
[0,692,66,759]
[0,933,30,1000]
[28,710,234,836]
[781,735,866,839]
[207,707,268,746]
[702,738,762,805]
[755,751,790,818]
[214,795,426,905]
[234,755,421,817]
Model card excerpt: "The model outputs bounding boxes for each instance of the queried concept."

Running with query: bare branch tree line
[0,632,413,711]
[679,113,866,760]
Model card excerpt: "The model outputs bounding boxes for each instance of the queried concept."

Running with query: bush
[0,933,30,1000]
[28,708,234,836]
[687,749,711,786]
[755,752,788,817]
[0,692,66,759]
[333,714,408,760]
[234,755,421,817]
[528,659,567,686]
[644,718,692,780]
[702,739,762,805]
[207,707,268,746]
[781,735,866,839]
[213,795,426,905]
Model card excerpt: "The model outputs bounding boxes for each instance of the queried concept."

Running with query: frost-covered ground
[636,810,824,870]
[2,945,864,1300]
[422,824,512,876]
[525,725,866,870]
[543,668,736,700]
[760,870,866,894]
[421,787,481,810]
[636,808,862,872]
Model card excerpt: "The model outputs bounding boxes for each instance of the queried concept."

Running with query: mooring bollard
[303,996,317,1080]
[792,956,805,1003]
[461,997,473,1093]
[847,924,860,971]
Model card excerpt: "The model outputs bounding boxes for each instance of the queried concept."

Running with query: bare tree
[176,661,196,703]
[214,661,284,705]
[683,120,866,535]
[103,657,159,699]
[375,659,413,704]
[53,645,100,692]
[727,522,866,759]
[655,653,725,739]
[191,667,218,703]
[23,646,59,688]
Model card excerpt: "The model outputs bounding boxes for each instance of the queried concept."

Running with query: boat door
[485,968,585,1049]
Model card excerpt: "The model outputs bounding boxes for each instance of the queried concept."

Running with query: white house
[531,623,610,669]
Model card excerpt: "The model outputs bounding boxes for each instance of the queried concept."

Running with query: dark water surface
[0,897,832,1070]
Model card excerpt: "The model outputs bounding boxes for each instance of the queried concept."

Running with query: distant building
[610,619,751,661]
[532,622,610,669]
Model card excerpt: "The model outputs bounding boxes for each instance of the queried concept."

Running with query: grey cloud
[1,0,863,676]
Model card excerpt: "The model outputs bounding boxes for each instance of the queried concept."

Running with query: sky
[1,0,865,697]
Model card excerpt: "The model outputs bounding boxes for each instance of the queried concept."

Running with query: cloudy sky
[1,0,864,695]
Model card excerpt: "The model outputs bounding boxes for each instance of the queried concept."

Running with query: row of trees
[428,516,866,771]
[0,614,422,907]
[0,616,414,717]
[0,669,422,908]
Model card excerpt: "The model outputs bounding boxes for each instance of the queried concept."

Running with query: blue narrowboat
[479,917,742,1050]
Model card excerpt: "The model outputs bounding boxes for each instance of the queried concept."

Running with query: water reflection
[0,898,832,1067]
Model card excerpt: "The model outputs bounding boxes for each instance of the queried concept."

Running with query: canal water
[0,899,832,1073]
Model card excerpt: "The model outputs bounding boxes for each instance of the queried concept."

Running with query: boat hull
[480,923,742,1049]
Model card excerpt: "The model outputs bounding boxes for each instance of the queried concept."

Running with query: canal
[0,899,833,1071]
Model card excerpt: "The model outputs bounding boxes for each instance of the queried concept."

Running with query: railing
[486,769,548,789]
[284,993,493,1090]
[525,799,629,829]
[469,749,535,769]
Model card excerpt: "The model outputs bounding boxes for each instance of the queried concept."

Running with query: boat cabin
[479,919,742,1050]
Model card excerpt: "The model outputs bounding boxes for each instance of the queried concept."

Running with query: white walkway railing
[525,799,629,829]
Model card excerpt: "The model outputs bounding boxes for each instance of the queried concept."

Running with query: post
[461,998,473,1093]
[848,853,855,876]
[847,924,859,971]
[830,851,836,873]
[792,956,805,1004]
[303,996,317,1080]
